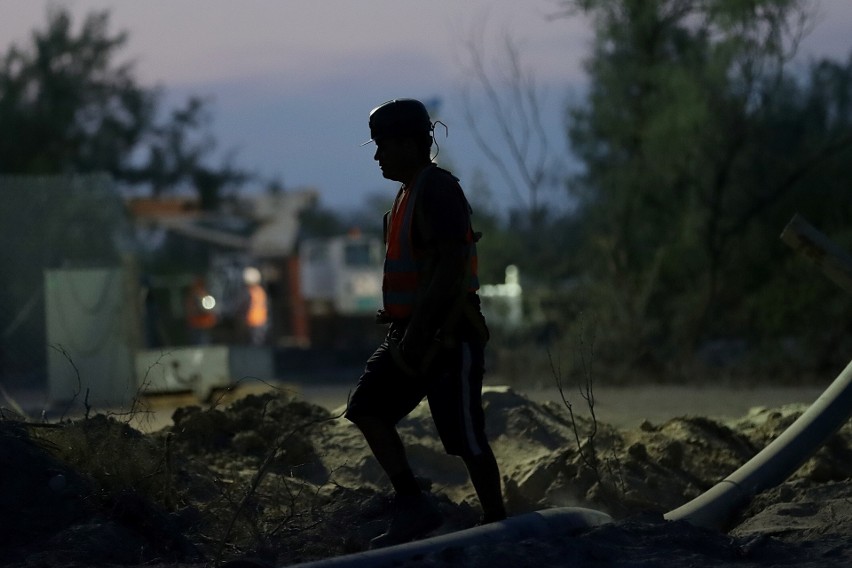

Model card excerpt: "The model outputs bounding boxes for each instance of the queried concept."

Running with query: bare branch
[458,21,564,218]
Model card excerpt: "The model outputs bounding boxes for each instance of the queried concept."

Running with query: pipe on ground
[664,357,852,530]
[287,507,613,568]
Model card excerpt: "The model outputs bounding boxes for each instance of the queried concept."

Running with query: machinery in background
[294,231,385,352]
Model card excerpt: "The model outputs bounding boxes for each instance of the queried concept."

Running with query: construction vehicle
[293,231,385,351]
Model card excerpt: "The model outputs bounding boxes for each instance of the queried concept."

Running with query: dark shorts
[345,329,489,458]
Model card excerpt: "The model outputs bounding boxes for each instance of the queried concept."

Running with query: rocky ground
[2,385,852,567]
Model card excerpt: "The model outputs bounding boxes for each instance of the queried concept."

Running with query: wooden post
[780,213,852,294]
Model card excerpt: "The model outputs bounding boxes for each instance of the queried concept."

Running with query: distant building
[0,174,129,388]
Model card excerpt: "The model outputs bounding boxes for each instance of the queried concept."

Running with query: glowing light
[201,295,216,310]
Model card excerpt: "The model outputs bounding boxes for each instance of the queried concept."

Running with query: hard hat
[362,99,432,145]
[243,267,261,285]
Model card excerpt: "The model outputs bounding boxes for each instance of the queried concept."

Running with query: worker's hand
[399,322,432,369]
[388,335,419,377]
[399,335,426,368]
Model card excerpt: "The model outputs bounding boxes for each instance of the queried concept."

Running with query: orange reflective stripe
[383,168,427,319]
[246,285,268,327]
[385,188,412,261]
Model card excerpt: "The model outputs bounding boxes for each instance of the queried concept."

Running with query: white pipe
[665,358,852,529]
[287,507,613,568]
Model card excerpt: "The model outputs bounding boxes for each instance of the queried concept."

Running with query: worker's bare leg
[354,416,420,495]
[463,444,506,523]
[354,415,441,547]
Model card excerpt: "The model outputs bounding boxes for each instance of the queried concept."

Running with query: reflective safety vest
[246,284,268,327]
[382,165,479,320]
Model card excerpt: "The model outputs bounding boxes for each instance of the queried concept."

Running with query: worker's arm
[400,173,470,362]
[401,241,466,352]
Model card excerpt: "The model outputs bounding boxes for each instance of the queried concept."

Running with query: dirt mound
[2,386,851,566]
[0,416,200,566]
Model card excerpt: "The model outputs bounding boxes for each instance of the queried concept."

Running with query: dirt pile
[2,386,851,567]
[316,386,852,518]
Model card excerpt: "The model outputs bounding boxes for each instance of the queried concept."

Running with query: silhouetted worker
[242,266,269,346]
[346,99,506,548]
[185,276,217,345]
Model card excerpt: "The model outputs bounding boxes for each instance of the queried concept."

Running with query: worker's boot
[369,493,442,549]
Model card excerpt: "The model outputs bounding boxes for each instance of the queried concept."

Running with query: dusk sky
[3,1,851,213]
